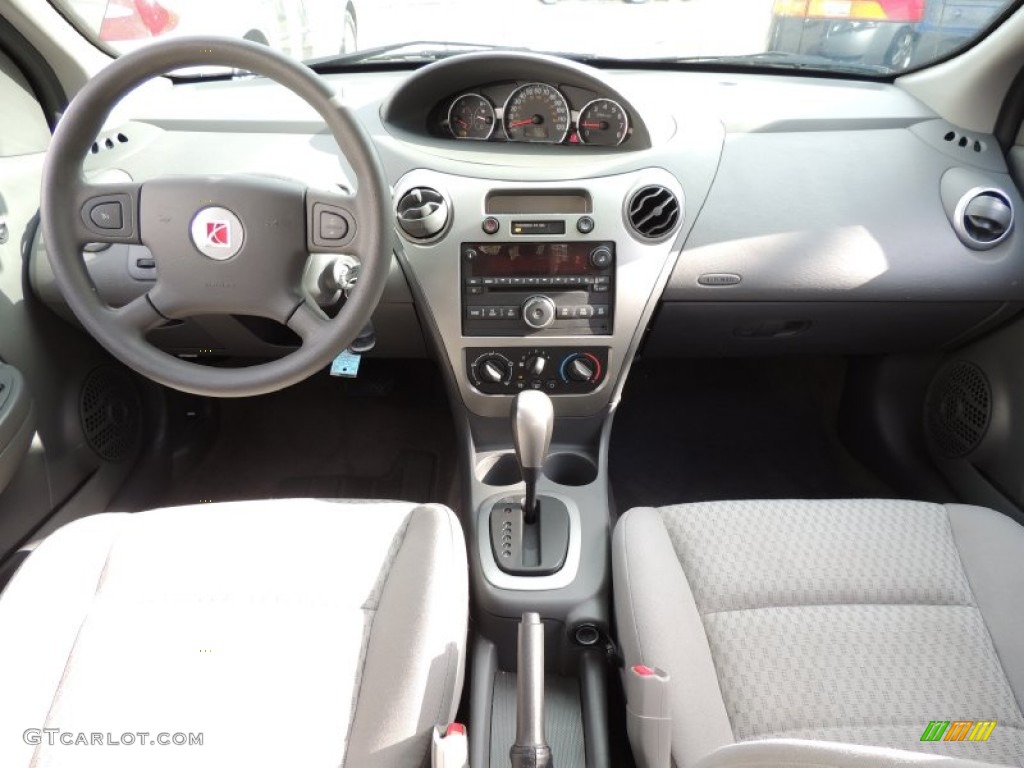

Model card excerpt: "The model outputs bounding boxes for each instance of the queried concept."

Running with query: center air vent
[396,187,449,240]
[626,185,681,241]
[954,189,1013,250]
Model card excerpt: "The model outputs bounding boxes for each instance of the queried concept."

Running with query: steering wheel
[41,37,390,397]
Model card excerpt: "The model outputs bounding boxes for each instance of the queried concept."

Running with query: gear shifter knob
[512,390,553,523]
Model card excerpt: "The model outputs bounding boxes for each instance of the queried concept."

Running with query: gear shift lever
[512,390,554,525]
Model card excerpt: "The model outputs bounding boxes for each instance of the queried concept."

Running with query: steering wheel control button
[89,202,123,230]
[310,201,356,250]
[576,216,595,234]
[319,210,349,241]
[482,216,500,235]
[80,193,135,240]
[190,206,244,261]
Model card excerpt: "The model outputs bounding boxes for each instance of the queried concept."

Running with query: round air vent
[395,187,449,240]
[626,185,681,241]
[925,361,991,459]
[953,188,1013,250]
[79,366,143,463]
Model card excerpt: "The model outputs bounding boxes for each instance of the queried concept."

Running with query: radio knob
[479,357,510,384]
[589,246,613,269]
[522,296,556,330]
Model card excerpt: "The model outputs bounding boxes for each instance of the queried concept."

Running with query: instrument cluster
[438,81,631,147]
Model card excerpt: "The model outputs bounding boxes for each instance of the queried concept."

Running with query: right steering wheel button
[89,201,124,230]
[319,210,348,241]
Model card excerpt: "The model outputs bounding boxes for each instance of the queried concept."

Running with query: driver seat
[0,499,468,767]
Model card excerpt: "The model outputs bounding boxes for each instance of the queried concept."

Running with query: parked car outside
[66,0,358,59]
[767,0,1004,69]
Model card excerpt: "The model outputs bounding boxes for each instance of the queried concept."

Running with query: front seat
[614,499,1024,768]
[0,499,468,768]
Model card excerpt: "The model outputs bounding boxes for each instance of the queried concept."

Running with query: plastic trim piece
[477,490,581,591]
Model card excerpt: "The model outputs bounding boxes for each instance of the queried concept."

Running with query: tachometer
[448,93,496,140]
[503,83,570,144]
[577,98,629,147]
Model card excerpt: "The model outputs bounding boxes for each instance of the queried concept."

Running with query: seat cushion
[613,499,1024,767]
[0,499,468,768]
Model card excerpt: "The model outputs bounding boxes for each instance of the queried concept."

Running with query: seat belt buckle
[625,664,672,768]
[432,722,469,768]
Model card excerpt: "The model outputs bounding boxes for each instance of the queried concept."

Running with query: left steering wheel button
[320,210,349,241]
[89,201,124,230]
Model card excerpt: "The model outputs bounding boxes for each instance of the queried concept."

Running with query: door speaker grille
[926,361,991,459]
[79,367,142,463]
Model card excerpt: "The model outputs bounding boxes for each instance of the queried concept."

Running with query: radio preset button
[557,306,573,319]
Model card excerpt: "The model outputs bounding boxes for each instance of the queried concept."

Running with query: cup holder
[543,452,598,487]
[476,453,522,486]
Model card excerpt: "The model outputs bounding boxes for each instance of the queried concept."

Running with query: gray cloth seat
[613,499,1024,768]
[0,499,468,768]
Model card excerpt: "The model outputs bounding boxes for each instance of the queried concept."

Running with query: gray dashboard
[30,54,1024,413]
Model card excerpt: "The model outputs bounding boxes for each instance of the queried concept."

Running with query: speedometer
[503,83,570,144]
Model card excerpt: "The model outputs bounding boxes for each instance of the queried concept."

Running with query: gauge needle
[455,118,469,128]
[509,117,539,127]
[581,122,606,129]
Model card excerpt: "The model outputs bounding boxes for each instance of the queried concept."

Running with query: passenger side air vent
[954,189,1014,249]
[926,361,991,459]
[395,187,449,240]
[626,185,681,241]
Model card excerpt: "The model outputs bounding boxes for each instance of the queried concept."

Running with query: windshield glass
[54,0,1020,75]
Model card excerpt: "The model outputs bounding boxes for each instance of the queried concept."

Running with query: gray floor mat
[490,671,585,768]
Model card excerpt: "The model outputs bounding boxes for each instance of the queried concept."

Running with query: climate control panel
[466,346,608,395]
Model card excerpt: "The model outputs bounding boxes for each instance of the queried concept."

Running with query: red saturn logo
[205,221,231,247]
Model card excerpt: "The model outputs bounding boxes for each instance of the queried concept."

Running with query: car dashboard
[29,51,1024,419]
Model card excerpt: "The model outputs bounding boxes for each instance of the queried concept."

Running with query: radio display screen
[464,242,606,276]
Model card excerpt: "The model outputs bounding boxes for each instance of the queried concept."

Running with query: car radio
[461,241,615,336]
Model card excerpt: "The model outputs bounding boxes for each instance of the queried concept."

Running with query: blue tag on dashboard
[330,349,361,378]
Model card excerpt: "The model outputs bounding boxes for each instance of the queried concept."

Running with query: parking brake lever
[511,612,552,768]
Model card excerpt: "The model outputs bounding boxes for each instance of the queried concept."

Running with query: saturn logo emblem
[190,207,244,260]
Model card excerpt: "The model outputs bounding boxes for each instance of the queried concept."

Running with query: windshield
[55,0,1020,75]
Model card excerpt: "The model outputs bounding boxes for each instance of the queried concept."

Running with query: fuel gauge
[577,98,629,147]
[447,93,496,140]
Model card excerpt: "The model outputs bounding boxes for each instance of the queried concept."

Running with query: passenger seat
[613,499,1024,767]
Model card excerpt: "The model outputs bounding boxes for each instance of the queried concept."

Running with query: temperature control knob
[522,295,557,330]
[476,355,511,385]
[562,352,602,384]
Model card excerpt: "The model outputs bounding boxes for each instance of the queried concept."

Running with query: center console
[391,167,690,768]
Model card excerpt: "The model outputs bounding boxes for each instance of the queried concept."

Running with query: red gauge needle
[509,117,538,127]
[455,118,469,128]
[580,122,604,129]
